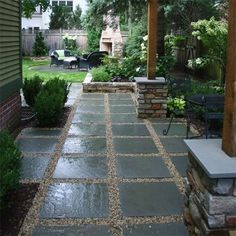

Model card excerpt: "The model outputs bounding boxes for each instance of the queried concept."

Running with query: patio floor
[18,85,190,235]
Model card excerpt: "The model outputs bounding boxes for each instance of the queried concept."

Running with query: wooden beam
[147,0,158,80]
[222,0,236,157]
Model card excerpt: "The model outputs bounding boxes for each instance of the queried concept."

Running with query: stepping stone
[76,105,105,113]
[72,113,105,123]
[63,138,107,154]
[153,123,190,136]
[81,93,104,99]
[113,138,158,154]
[54,156,108,179]
[112,124,150,136]
[17,138,58,153]
[111,114,144,123]
[109,99,134,105]
[160,137,188,153]
[79,100,104,106]
[69,123,106,136]
[110,106,136,114]
[171,156,188,177]
[33,225,111,236]
[40,183,109,218]
[116,156,171,178]
[21,156,50,180]
[21,128,62,137]
[119,182,183,216]
[123,223,188,236]
[109,94,132,100]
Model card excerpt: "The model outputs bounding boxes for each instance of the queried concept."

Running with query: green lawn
[23,58,87,82]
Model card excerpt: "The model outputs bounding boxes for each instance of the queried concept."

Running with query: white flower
[195,58,202,65]
[136,67,140,72]
[143,35,148,41]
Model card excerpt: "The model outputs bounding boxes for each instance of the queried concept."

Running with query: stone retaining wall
[184,153,236,236]
[82,73,136,93]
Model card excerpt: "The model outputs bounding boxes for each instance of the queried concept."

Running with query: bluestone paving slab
[113,138,158,154]
[17,138,58,153]
[109,99,134,105]
[123,223,188,236]
[112,124,150,136]
[63,138,107,154]
[116,156,171,178]
[81,93,104,99]
[110,106,136,114]
[160,137,188,153]
[21,128,62,137]
[152,123,191,136]
[79,100,104,106]
[54,156,108,179]
[76,105,105,113]
[21,156,50,180]
[119,182,183,216]
[33,225,111,236]
[40,183,109,218]
[111,114,144,123]
[69,123,106,136]
[72,113,105,123]
[109,94,132,100]
[171,156,188,177]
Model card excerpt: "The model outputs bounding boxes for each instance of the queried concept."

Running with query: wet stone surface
[112,124,150,136]
[111,114,144,123]
[123,223,188,236]
[160,137,188,153]
[63,138,107,154]
[72,113,105,124]
[171,156,188,177]
[79,99,105,106]
[33,225,111,236]
[81,93,104,99]
[21,128,62,137]
[53,156,108,179]
[76,105,105,113]
[21,156,50,180]
[17,138,58,153]
[113,138,158,154]
[109,94,132,100]
[110,106,136,114]
[69,123,106,136]
[109,99,134,105]
[119,182,183,216]
[40,183,109,218]
[152,123,190,136]
[116,156,171,178]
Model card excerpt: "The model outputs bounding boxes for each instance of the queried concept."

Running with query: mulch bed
[0,184,39,236]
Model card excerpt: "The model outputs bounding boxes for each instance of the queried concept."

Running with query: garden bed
[82,73,136,93]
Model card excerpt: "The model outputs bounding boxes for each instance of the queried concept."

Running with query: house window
[59,1,66,6]
[67,1,73,11]
[52,1,58,7]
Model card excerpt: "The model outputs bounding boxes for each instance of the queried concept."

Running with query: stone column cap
[184,139,236,178]
[134,77,166,84]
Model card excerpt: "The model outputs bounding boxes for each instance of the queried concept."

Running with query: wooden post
[222,0,236,157]
[147,0,158,80]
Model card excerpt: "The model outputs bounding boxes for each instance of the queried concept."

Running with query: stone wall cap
[184,139,236,178]
[134,77,166,84]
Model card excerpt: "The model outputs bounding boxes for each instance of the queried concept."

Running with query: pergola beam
[147,0,158,80]
[222,0,236,157]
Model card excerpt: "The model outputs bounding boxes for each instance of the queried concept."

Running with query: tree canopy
[22,0,50,18]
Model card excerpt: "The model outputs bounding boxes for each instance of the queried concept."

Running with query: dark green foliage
[91,67,112,82]
[87,28,102,52]
[34,78,69,127]
[0,130,22,212]
[23,76,43,107]
[71,5,82,29]
[32,32,48,57]
[22,0,50,18]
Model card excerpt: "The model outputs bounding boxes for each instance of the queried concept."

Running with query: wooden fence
[22,29,88,55]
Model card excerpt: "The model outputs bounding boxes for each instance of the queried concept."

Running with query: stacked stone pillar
[184,140,236,236]
[135,77,167,118]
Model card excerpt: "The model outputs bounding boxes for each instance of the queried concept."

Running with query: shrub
[23,76,43,107]
[32,32,48,57]
[44,78,70,104]
[91,67,112,82]
[34,90,64,127]
[0,130,22,212]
